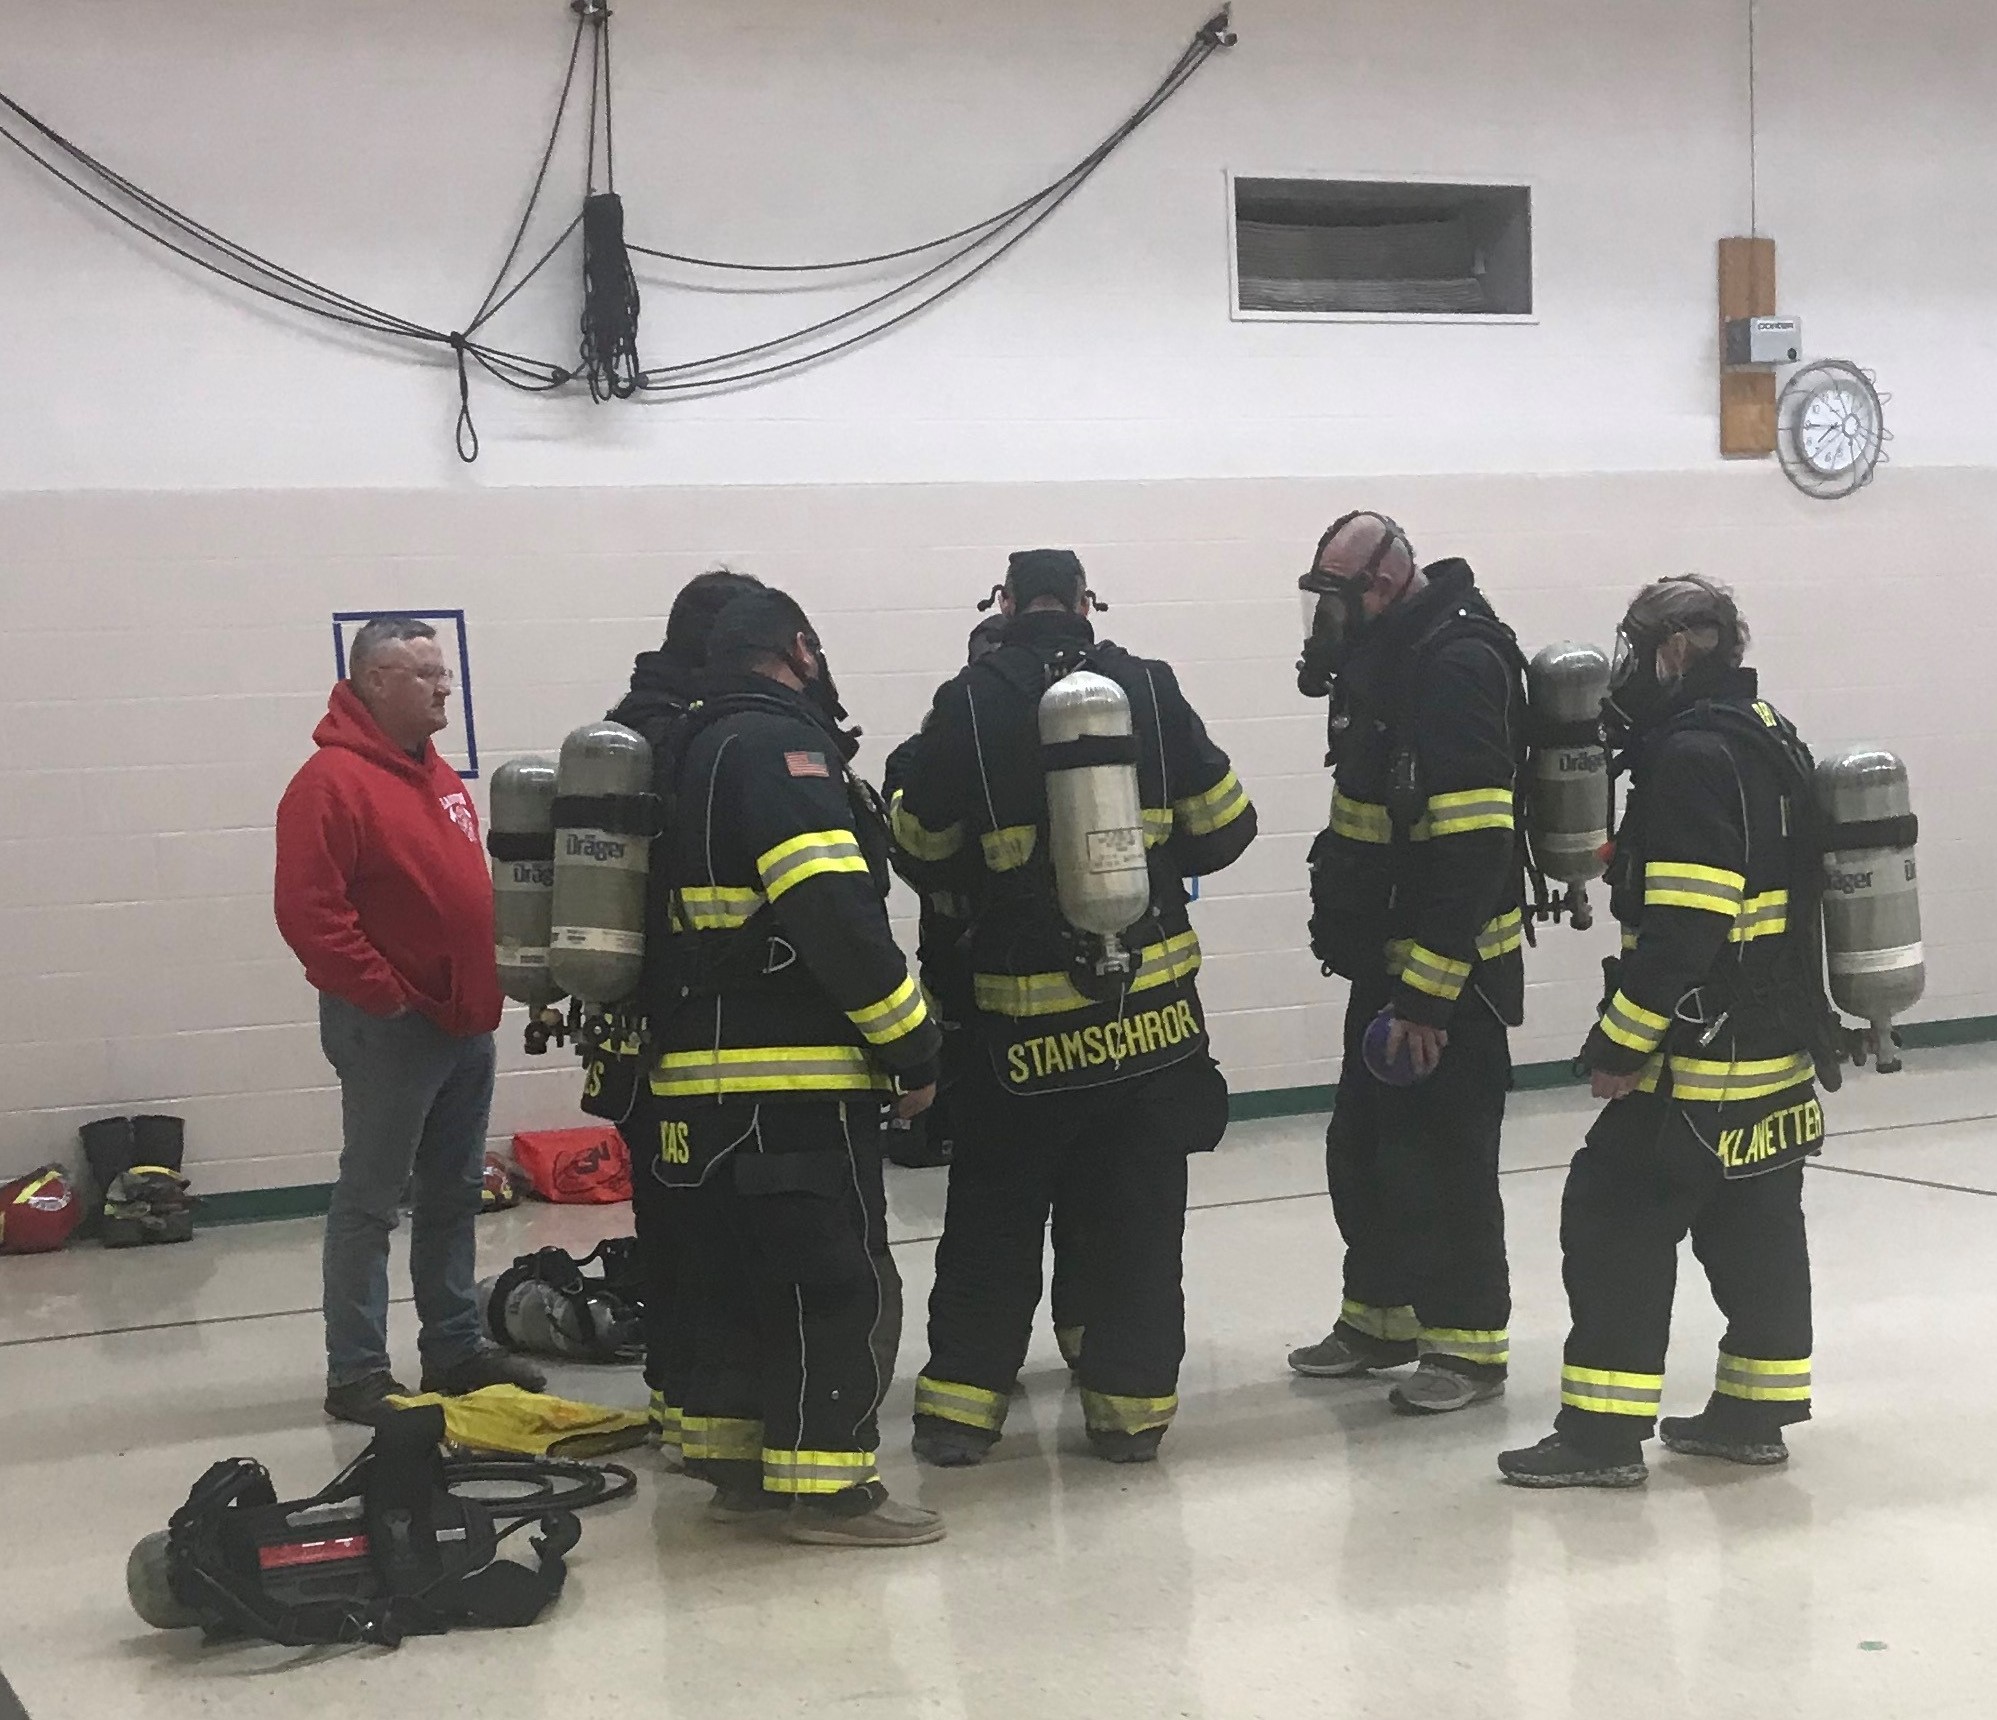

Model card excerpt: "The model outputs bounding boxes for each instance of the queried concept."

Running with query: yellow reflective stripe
[1476,909,1525,962]
[971,930,1201,1018]
[1621,927,1640,952]
[681,1415,763,1463]
[889,790,965,862]
[1174,769,1250,837]
[1423,786,1516,837]
[981,825,1037,871]
[648,1395,684,1441]
[847,974,930,1047]
[1143,806,1175,848]
[761,1447,880,1495]
[649,1044,888,1097]
[676,884,764,931]
[914,1376,1008,1431]
[1560,1365,1664,1416]
[757,828,868,900]
[1730,889,1790,943]
[1398,941,1472,1001]
[1644,860,1746,916]
[1715,1353,1812,1402]
[1600,989,1671,1054]
[1752,701,1779,729]
[1330,791,1393,845]
[1079,1389,1178,1435]
[1420,1328,1510,1366]
[1341,1300,1419,1343]
[13,1171,60,1203]
[1666,1051,1816,1104]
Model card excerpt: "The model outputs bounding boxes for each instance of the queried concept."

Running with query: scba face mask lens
[1296,578,1365,695]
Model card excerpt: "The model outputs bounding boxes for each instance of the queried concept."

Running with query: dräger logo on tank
[566,833,627,863]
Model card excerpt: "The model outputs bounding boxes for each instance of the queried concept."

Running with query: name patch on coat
[987,990,1205,1095]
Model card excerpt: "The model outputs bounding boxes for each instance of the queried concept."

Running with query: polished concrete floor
[3,1047,1995,1719]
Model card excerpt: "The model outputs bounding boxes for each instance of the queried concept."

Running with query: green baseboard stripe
[188,1014,1997,1226]
[202,1183,335,1226]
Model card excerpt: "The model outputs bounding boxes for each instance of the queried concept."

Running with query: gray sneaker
[1388,1357,1506,1415]
[786,1492,946,1548]
[707,1486,787,1526]
[1287,1329,1417,1378]
[324,1370,412,1427]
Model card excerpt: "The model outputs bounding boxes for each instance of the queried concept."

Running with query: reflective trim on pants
[1420,1327,1510,1367]
[762,1447,880,1496]
[1715,1352,1812,1402]
[1080,1389,1178,1436]
[1340,1299,1419,1344]
[1559,1365,1664,1417]
[681,1415,763,1463]
[914,1375,1008,1432]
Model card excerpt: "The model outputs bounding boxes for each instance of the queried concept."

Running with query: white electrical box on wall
[1725,316,1802,367]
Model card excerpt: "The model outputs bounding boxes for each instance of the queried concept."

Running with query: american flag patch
[785,750,829,778]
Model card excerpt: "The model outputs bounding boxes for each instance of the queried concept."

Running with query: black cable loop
[466,11,589,335]
[635,40,1215,390]
[625,37,1206,277]
[450,333,479,463]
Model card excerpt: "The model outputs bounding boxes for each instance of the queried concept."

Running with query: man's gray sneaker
[1388,1356,1506,1415]
[324,1370,412,1427]
[1286,1329,1418,1378]
[787,1491,946,1548]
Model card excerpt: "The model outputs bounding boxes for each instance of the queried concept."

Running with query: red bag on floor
[510,1127,631,1204]
[0,1165,85,1254]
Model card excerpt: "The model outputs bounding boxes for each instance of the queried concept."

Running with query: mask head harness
[1296,511,1415,694]
[978,547,1107,614]
[706,587,857,744]
[1604,574,1746,740]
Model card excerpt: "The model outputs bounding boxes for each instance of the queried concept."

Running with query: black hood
[607,645,700,729]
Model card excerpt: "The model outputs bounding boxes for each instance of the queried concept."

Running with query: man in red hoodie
[276,617,545,1425]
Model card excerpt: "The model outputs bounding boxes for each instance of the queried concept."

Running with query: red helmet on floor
[0,1165,84,1254]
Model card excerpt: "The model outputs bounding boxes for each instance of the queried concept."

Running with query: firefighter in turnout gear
[645,587,946,1545]
[891,549,1256,1466]
[1501,577,1824,1488]
[1287,513,1528,1416]
[598,568,764,1463]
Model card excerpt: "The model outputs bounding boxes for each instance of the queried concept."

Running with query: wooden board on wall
[1719,236,1777,458]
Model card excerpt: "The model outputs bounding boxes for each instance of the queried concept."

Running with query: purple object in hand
[1361,1008,1427,1087]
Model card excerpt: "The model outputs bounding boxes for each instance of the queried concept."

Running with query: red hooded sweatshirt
[274,682,502,1036]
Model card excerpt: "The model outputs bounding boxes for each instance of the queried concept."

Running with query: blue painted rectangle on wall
[331,609,479,780]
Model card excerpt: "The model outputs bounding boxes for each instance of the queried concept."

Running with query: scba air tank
[487,756,563,1008]
[548,722,656,1007]
[1816,747,1923,1071]
[1037,670,1151,938]
[1525,642,1612,888]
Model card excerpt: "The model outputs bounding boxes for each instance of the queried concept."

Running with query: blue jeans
[319,994,495,1387]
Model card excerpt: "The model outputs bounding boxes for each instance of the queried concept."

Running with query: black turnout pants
[920,1053,1223,1442]
[673,1098,897,1499]
[1556,1090,1813,1457]
[622,1094,693,1419]
[1325,976,1513,1371]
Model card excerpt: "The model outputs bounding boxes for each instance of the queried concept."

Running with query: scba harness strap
[154,1408,628,1649]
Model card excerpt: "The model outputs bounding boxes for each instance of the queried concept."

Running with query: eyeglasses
[399,663,456,688]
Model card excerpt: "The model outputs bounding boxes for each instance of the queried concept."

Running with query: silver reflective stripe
[853,981,927,1044]
[761,835,864,893]
[1828,941,1923,976]
[1563,1379,1661,1406]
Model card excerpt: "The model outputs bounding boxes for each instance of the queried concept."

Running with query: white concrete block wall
[4,0,1997,1190]
[4,471,1996,1192]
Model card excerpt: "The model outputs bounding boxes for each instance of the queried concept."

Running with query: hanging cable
[576,0,642,399]
[626,8,1233,278]
[634,11,1232,395]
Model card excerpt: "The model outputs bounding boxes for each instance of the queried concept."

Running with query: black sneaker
[1659,1414,1789,1466]
[1286,1328,1418,1378]
[324,1370,412,1427]
[420,1345,548,1397]
[1086,1427,1165,1465]
[911,1418,996,1468]
[1498,1433,1647,1490]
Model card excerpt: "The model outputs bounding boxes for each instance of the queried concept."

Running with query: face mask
[1602,626,1676,740]
[1296,583,1366,694]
